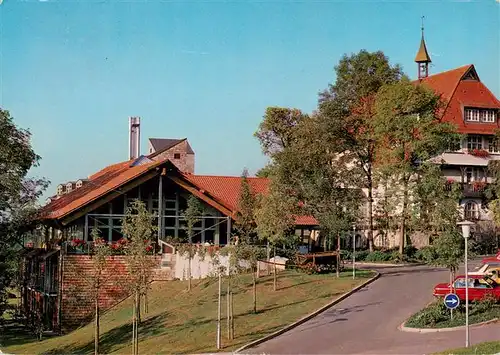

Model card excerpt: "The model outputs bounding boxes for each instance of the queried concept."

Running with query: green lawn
[1,269,374,354]
[436,341,500,355]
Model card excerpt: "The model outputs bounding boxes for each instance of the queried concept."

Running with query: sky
[0,0,499,201]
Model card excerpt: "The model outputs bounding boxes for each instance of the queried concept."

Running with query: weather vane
[421,16,425,34]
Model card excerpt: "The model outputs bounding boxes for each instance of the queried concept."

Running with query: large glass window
[467,135,483,150]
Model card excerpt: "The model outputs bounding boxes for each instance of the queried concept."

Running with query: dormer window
[57,185,64,196]
[465,109,480,122]
[76,180,83,188]
[66,183,73,193]
[465,108,497,123]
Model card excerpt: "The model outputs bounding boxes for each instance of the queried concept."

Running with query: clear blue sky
[1,0,499,200]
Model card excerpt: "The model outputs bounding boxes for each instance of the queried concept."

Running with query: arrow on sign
[445,298,458,305]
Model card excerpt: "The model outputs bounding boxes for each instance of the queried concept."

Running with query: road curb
[234,272,381,354]
[355,262,426,267]
[398,317,499,333]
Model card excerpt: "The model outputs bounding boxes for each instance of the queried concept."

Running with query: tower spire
[415,16,432,80]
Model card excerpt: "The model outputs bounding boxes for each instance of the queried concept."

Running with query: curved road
[245,264,500,355]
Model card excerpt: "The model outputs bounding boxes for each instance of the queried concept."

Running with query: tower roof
[415,35,432,63]
[415,33,431,63]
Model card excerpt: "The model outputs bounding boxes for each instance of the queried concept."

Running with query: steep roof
[40,159,167,221]
[414,35,431,63]
[416,64,500,134]
[148,138,195,157]
[41,161,317,226]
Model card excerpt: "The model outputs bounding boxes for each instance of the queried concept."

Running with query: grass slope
[2,270,374,354]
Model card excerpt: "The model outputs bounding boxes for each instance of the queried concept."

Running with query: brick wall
[151,140,195,173]
[61,255,171,331]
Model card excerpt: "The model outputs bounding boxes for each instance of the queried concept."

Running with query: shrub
[353,250,369,261]
[406,301,449,327]
[404,245,417,258]
[365,250,392,262]
[415,246,438,262]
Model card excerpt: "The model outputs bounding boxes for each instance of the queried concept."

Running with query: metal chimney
[129,116,141,160]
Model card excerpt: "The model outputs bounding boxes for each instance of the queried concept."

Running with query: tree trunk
[132,290,137,355]
[252,267,257,314]
[399,175,409,255]
[273,246,277,291]
[336,234,340,278]
[134,290,139,355]
[188,245,192,291]
[367,171,375,252]
[230,291,234,340]
[226,278,231,340]
[94,292,99,355]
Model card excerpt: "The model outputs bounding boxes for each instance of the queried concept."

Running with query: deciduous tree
[122,200,157,355]
[317,50,404,251]
[0,108,48,319]
[373,78,459,254]
[182,195,204,291]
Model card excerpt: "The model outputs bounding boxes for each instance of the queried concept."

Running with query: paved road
[245,264,500,355]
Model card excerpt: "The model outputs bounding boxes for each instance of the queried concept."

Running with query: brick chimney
[129,116,141,160]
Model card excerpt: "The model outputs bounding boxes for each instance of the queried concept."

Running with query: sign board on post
[444,293,460,310]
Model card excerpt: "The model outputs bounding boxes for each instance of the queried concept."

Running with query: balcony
[445,181,488,198]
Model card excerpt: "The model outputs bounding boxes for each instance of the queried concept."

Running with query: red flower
[145,245,153,252]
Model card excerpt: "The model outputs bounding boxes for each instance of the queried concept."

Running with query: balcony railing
[445,181,488,197]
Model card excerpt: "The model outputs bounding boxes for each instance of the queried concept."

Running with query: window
[484,110,497,123]
[66,183,73,193]
[488,137,500,153]
[465,108,497,123]
[57,185,64,195]
[464,201,479,220]
[466,135,482,150]
[465,167,479,183]
[174,153,181,159]
[465,109,480,122]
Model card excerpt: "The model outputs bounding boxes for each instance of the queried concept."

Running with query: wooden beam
[60,170,160,226]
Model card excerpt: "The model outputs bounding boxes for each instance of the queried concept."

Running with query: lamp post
[457,220,475,349]
[352,224,356,279]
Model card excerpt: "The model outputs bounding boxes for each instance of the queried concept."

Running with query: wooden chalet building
[21,118,317,333]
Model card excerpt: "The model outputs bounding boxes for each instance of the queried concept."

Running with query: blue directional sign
[444,293,460,310]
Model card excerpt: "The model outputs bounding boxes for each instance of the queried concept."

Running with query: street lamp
[352,224,356,279]
[457,220,475,349]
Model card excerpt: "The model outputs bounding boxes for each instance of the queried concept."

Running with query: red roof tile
[40,159,166,220]
[42,162,318,226]
[181,174,317,226]
[416,64,500,135]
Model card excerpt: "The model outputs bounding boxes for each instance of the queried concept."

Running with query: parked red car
[433,274,500,302]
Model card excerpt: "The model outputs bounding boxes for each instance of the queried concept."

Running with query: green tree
[269,113,360,256]
[122,200,157,355]
[254,107,307,159]
[88,229,111,355]
[234,168,261,313]
[255,163,274,178]
[183,195,204,291]
[255,178,295,291]
[0,108,48,319]
[317,50,404,251]
[373,78,459,254]
[428,230,466,286]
